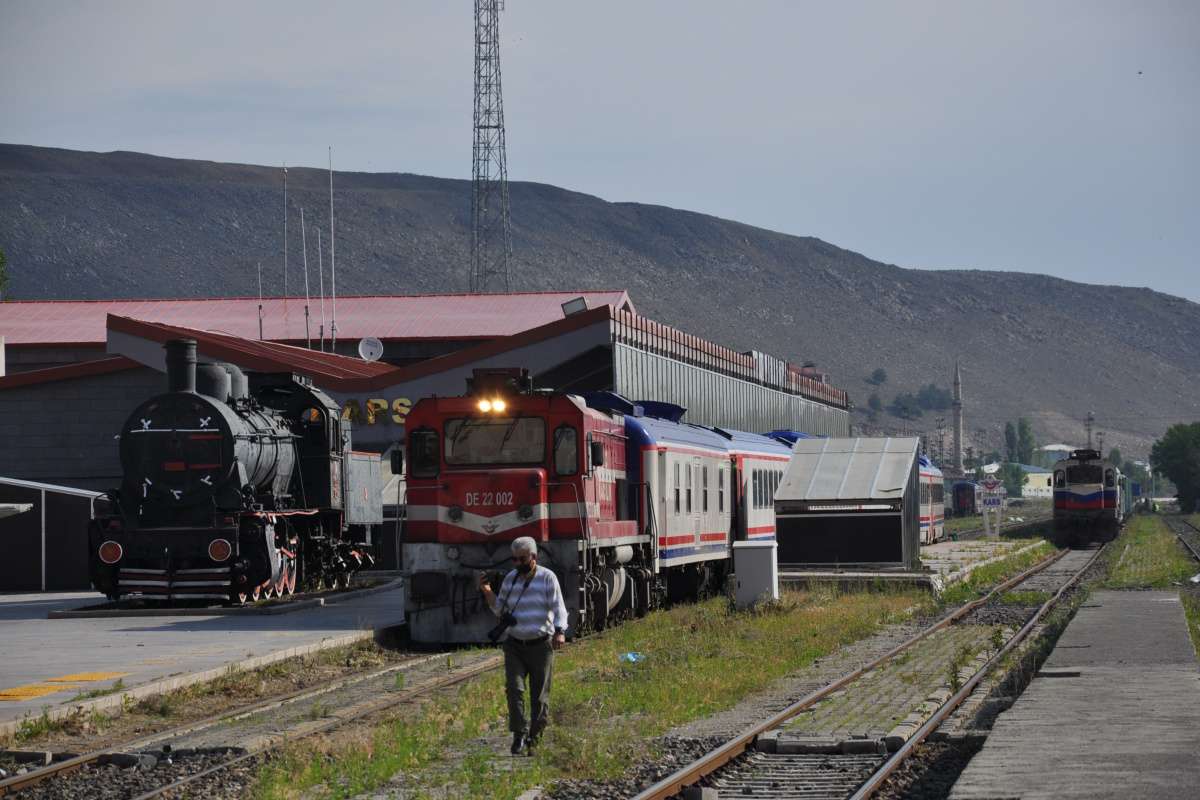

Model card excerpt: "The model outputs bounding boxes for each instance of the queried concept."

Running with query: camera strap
[500,567,537,614]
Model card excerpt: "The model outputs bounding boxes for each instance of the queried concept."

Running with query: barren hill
[2,143,1198,458]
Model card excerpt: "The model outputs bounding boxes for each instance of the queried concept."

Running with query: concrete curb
[323,577,403,605]
[44,578,402,619]
[47,597,325,619]
[0,629,387,737]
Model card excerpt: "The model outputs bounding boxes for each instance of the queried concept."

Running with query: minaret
[953,361,965,473]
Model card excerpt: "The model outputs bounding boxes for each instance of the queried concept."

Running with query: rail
[848,544,1104,798]
[631,545,1072,800]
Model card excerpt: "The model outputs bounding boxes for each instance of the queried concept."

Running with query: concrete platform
[950,590,1200,799]
[780,539,1042,594]
[0,583,406,732]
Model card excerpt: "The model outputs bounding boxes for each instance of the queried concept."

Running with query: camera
[487,611,518,643]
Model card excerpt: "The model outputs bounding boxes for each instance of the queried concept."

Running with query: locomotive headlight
[448,505,464,522]
[478,399,493,413]
[446,546,460,561]
[208,538,233,562]
[492,398,506,412]
[98,540,123,565]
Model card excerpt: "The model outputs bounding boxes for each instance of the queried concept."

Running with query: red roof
[106,304,619,392]
[108,315,401,390]
[0,291,635,346]
[0,356,141,390]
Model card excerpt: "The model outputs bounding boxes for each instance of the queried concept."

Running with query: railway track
[633,544,1104,800]
[1164,515,1200,562]
[0,649,502,799]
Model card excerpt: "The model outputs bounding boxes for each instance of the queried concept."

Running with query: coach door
[691,457,702,541]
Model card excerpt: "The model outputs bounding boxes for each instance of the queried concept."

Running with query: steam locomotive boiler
[88,339,380,603]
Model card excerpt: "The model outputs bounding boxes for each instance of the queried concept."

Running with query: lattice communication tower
[470,0,513,293]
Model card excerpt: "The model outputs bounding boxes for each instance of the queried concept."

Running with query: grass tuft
[939,540,1057,606]
[252,587,929,800]
[1104,516,1196,589]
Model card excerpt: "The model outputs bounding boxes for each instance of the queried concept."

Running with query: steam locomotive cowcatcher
[88,339,380,603]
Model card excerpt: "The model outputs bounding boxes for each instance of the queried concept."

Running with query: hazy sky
[2,1,1197,299]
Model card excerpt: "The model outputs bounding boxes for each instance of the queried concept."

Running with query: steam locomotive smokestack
[165,339,197,393]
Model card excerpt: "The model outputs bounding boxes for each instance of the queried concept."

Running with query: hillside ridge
[2,143,1198,457]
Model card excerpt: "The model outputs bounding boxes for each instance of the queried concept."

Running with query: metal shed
[774,437,921,570]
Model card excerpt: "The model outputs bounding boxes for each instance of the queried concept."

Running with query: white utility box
[733,539,779,610]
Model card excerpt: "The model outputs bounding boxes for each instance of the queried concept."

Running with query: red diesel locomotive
[402,369,794,643]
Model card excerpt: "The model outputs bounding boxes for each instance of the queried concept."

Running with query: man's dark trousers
[503,635,553,739]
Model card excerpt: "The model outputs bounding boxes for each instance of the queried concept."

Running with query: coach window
[754,470,761,509]
[553,426,578,476]
[674,462,681,514]
[702,466,709,512]
[686,464,693,513]
[409,428,440,478]
[1054,470,1065,488]
[718,468,725,513]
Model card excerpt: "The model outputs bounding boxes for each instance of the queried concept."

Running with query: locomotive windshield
[1066,464,1103,484]
[444,417,545,466]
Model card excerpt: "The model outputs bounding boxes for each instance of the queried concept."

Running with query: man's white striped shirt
[489,566,569,641]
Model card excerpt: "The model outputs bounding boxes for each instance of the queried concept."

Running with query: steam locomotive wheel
[273,557,293,597]
[283,558,297,596]
[236,583,265,604]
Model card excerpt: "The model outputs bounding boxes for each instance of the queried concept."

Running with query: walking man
[478,536,568,756]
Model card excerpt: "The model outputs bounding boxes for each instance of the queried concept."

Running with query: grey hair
[511,536,537,557]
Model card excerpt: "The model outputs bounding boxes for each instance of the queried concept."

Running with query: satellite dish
[358,337,384,362]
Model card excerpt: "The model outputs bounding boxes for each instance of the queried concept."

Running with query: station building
[0,292,851,590]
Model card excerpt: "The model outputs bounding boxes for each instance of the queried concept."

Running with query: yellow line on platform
[45,671,130,683]
[0,683,81,701]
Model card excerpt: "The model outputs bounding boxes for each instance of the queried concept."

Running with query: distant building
[1015,464,1053,498]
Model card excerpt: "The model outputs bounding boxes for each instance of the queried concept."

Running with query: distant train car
[1053,448,1121,541]
[952,481,982,517]
[918,456,945,544]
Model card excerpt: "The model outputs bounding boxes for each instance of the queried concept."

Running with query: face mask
[515,560,533,575]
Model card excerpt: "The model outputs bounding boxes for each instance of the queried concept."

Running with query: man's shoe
[525,738,536,757]
[510,733,526,755]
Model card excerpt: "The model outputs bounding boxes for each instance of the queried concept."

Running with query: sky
[1,1,1198,300]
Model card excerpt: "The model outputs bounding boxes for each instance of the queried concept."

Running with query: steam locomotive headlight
[446,546,460,561]
[208,538,233,562]
[448,505,464,522]
[492,398,506,412]
[518,504,533,520]
[478,399,493,413]
[98,540,123,565]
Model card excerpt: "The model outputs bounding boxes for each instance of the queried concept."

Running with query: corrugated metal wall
[613,343,849,436]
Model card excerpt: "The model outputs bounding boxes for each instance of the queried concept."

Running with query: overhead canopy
[777,437,920,504]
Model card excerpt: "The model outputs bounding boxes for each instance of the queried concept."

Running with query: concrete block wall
[0,366,165,491]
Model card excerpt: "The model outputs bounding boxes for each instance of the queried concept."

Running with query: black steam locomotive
[88,339,381,603]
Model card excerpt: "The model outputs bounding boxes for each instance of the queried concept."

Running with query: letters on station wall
[339,397,413,426]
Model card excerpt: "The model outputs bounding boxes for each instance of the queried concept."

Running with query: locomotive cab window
[1105,469,1115,487]
[553,425,578,476]
[1054,470,1065,488]
[410,428,440,478]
